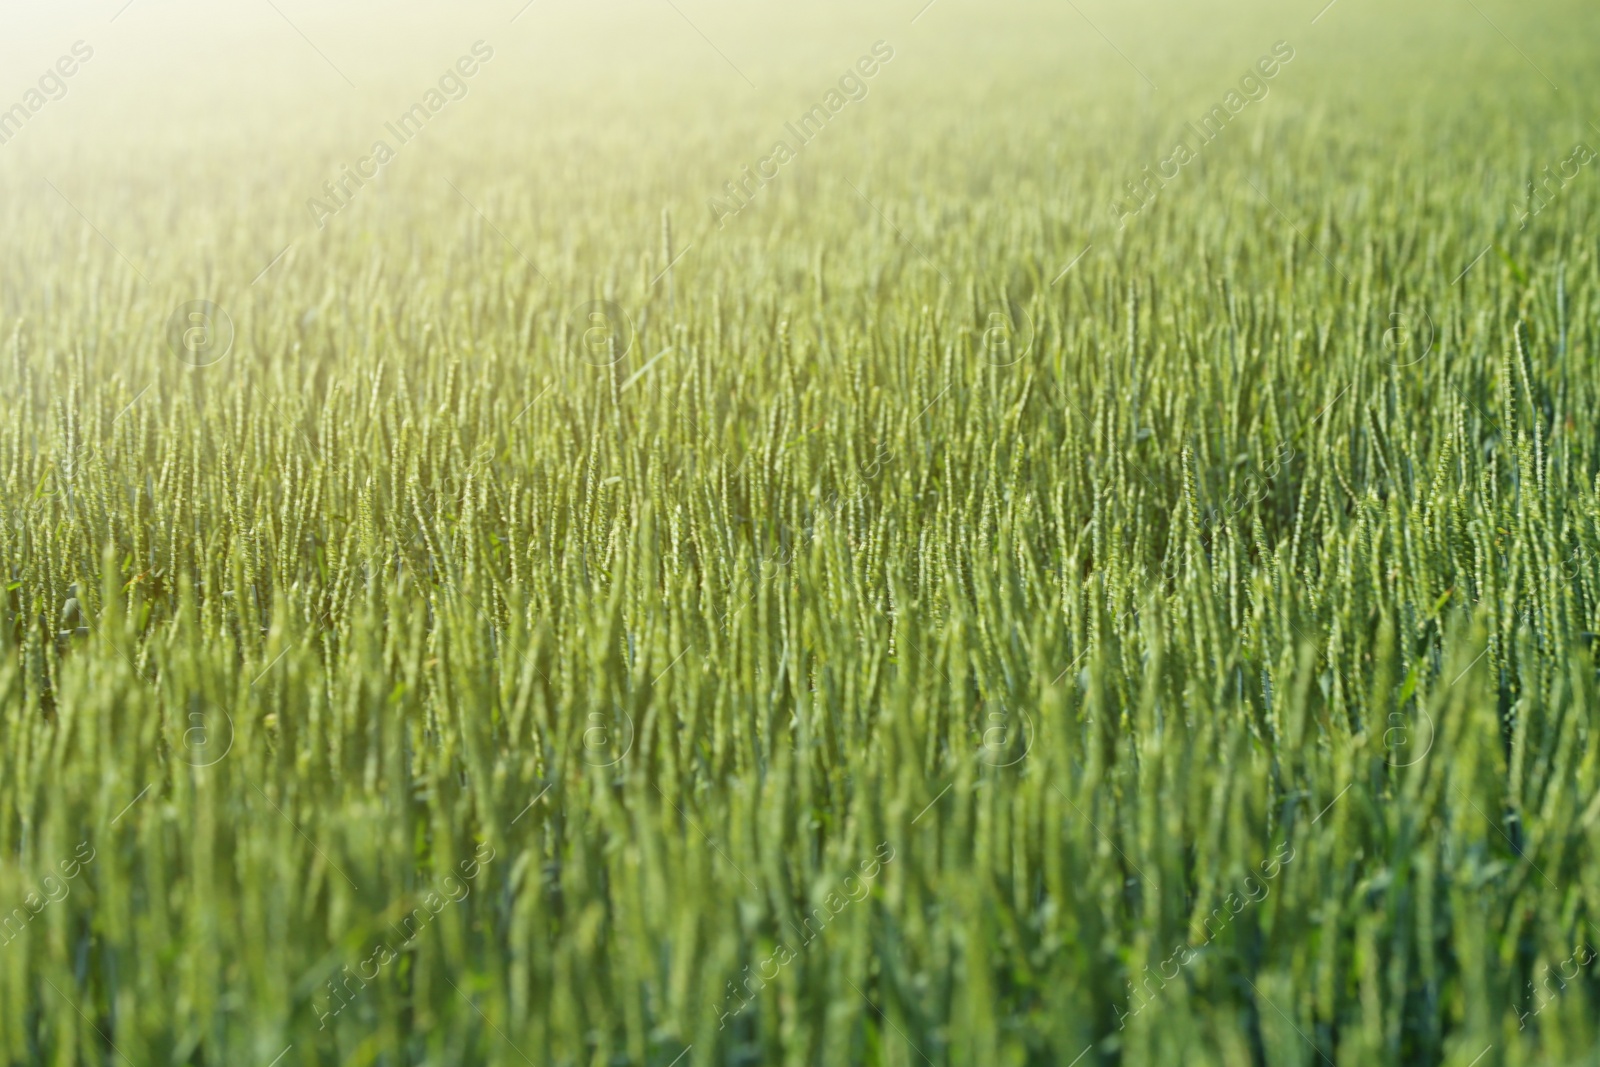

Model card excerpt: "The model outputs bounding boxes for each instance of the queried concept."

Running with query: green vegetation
[2,1,1599,1063]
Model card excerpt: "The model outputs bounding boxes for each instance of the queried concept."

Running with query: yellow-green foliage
[1,1,1598,1063]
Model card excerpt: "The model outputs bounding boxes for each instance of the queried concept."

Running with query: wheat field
[1,1,1599,1064]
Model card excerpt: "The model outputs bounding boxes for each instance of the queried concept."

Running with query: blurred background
[1,0,1592,312]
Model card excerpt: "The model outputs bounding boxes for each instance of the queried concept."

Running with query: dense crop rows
[2,1,1599,1064]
